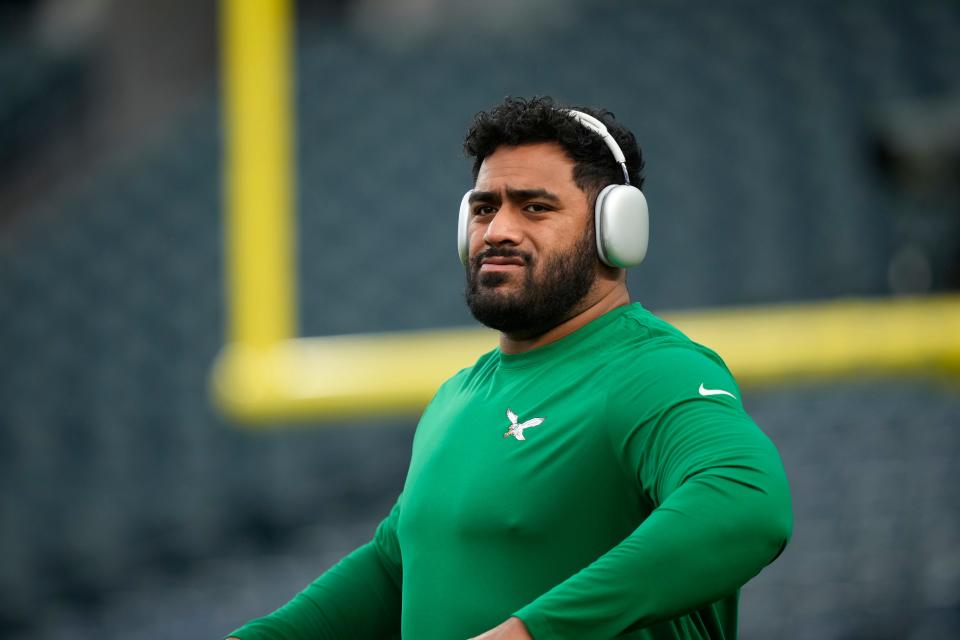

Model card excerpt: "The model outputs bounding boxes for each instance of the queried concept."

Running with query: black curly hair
[463,96,645,204]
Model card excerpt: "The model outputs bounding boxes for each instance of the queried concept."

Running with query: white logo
[503,408,544,441]
[699,383,736,399]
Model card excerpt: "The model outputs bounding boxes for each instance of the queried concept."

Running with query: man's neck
[498,283,630,355]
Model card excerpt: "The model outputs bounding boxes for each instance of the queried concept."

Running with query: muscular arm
[514,349,793,639]
[227,503,403,640]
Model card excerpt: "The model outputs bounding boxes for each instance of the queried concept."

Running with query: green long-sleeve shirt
[231,303,792,639]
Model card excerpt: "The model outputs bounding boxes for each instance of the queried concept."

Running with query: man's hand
[468,616,532,639]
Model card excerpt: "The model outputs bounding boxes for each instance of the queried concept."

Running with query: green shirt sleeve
[514,345,793,639]
[228,501,403,640]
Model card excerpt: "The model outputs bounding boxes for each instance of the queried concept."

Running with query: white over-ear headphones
[458,109,649,268]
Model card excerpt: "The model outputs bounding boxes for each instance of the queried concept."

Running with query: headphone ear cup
[595,184,649,268]
[458,190,473,265]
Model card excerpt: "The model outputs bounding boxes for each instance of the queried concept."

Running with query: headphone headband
[564,109,631,185]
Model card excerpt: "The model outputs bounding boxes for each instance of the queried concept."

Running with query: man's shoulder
[608,304,718,360]
[602,304,737,392]
[432,346,499,395]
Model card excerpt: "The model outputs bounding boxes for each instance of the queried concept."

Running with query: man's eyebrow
[468,190,501,205]
[467,187,561,205]
[504,187,561,203]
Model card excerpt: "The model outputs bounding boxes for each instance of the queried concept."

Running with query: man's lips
[479,256,525,272]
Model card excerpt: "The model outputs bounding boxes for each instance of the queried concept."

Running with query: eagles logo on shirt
[503,409,544,441]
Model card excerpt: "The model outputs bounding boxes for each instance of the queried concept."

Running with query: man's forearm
[228,541,402,640]
[515,464,790,638]
[514,401,792,639]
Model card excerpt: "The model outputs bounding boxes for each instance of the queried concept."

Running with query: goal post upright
[221,0,297,349]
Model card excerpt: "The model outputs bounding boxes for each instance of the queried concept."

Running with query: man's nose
[483,206,524,247]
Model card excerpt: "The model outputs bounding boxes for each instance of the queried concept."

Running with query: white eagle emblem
[503,408,544,441]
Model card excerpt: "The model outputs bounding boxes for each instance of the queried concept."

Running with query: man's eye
[525,203,551,213]
[473,205,496,216]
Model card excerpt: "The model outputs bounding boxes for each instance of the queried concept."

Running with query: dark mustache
[471,248,533,270]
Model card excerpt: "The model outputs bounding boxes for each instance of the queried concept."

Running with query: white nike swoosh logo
[699,383,736,399]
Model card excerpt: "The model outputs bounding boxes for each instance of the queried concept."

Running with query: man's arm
[512,349,792,639]
[227,501,403,640]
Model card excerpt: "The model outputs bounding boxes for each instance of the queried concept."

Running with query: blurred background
[1,0,959,638]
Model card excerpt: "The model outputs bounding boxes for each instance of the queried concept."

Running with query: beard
[465,228,598,337]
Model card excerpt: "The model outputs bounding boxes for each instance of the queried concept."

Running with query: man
[228,96,792,639]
